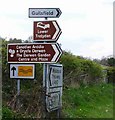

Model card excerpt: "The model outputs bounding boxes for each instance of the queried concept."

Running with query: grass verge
[62,83,113,118]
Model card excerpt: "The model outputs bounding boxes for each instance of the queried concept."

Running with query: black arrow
[49,67,52,86]
[56,8,62,18]
[11,66,16,76]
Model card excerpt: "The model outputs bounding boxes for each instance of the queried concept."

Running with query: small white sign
[48,64,63,88]
[29,8,62,18]
[46,91,61,112]
[10,64,35,79]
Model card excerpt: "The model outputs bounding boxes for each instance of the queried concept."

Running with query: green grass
[62,83,113,118]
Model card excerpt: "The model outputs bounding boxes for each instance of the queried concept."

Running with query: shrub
[2,106,14,119]
[107,67,115,84]
[60,51,104,85]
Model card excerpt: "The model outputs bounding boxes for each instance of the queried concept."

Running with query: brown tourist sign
[33,21,62,42]
[7,43,62,63]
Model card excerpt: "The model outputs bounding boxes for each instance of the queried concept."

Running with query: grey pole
[17,79,20,110]
[42,17,49,118]
[17,79,20,95]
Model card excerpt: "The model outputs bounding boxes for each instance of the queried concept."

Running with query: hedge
[107,67,115,84]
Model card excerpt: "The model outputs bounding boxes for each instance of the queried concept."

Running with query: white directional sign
[48,64,63,88]
[29,8,62,18]
[46,91,61,112]
[10,64,35,79]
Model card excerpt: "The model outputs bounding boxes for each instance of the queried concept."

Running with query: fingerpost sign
[7,43,62,63]
[29,8,62,18]
[33,21,62,42]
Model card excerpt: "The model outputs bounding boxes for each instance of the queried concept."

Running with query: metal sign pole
[43,63,50,118]
[17,79,20,110]
[42,17,50,119]
[57,107,61,118]
[43,63,46,118]
[17,79,20,96]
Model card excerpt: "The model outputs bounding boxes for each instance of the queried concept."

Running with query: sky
[0,0,114,59]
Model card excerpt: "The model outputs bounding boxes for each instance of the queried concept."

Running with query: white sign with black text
[29,8,62,18]
[48,64,63,88]
[46,91,61,112]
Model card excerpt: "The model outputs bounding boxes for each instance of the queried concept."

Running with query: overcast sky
[0,0,114,59]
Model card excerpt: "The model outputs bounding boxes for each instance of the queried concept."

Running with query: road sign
[46,91,61,112]
[10,64,35,79]
[29,8,62,18]
[48,64,63,88]
[7,43,62,63]
[33,21,62,41]
[45,64,63,112]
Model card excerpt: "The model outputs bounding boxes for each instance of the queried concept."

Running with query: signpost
[7,7,63,119]
[33,21,62,41]
[9,64,35,110]
[29,7,63,118]
[10,64,35,79]
[29,8,62,18]
[7,43,62,63]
